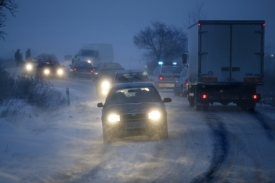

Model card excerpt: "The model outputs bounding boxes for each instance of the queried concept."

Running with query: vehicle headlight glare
[57,69,64,75]
[102,89,108,95]
[148,110,161,121]
[101,81,110,89]
[107,114,120,124]
[26,64,33,71]
[44,69,50,75]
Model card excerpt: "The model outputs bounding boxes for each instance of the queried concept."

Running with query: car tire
[189,97,194,107]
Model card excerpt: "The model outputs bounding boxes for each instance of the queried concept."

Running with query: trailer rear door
[231,24,263,83]
[200,24,231,82]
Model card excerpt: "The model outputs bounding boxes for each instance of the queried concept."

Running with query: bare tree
[0,0,18,40]
[184,2,207,28]
[133,21,187,72]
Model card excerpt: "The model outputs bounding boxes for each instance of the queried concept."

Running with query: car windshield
[75,61,92,67]
[161,66,181,74]
[81,49,99,57]
[106,86,161,104]
[115,72,149,83]
[37,54,59,62]
[40,61,60,66]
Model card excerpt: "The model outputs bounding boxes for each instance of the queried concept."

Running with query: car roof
[115,69,144,74]
[111,82,155,89]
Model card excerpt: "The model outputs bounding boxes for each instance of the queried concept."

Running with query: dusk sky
[1,0,274,69]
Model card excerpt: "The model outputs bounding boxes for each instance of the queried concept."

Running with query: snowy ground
[1,67,275,183]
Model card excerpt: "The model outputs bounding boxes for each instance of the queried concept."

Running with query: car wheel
[189,97,194,107]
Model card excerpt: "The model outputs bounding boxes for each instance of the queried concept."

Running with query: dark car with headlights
[112,69,149,84]
[36,54,65,79]
[69,61,94,79]
[24,57,39,75]
[94,62,125,97]
[97,82,171,143]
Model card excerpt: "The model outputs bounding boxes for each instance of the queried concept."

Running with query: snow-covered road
[1,75,275,183]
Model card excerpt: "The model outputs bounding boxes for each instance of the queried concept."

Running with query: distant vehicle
[112,69,149,84]
[150,62,182,89]
[36,54,65,79]
[174,65,188,97]
[185,20,264,111]
[97,82,171,143]
[24,57,39,74]
[77,43,114,66]
[94,62,125,97]
[64,55,72,62]
[69,61,94,79]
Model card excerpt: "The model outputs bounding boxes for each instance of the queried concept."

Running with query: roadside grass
[0,64,65,117]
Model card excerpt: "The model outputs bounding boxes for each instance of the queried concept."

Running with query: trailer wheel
[194,100,201,111]
[189,97,194,107]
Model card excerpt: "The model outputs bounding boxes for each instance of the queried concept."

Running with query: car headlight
[57,69,64,75]
[101,89,109,95]
[25,63,33,71]
[44,69,50,75]
[101,81,110,89]
[107,114,120,124]
[87,60,91,63]
[148,110,161,121]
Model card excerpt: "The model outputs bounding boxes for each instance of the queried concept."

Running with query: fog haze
[1,0,274,69]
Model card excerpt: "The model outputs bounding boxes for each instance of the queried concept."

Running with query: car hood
[103,102,164,115]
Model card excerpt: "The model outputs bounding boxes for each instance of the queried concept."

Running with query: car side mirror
[97,102,104,107]
[163,98,172,103]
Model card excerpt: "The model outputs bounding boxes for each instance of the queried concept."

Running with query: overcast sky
[1,0,274,69]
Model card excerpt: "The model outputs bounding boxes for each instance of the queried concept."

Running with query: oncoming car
[94,62,125,97]
[97,82,171,143]
[36,55,65,79]
[24,57,39,75]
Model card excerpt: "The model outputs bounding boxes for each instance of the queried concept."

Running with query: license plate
[124,122,145,129]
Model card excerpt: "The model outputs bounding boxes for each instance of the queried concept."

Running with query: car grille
[121,113,147,121]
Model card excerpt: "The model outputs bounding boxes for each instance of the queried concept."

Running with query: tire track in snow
[250,111,275,141]
[191,112,229,183]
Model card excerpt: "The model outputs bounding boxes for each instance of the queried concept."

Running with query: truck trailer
[183,20,265,111]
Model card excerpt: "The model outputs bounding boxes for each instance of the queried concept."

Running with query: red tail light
[159,75,164,81]
[90,70,94,73]
[73,68,77,71]
[252,94,261,100]
[201,94,207,99]
[185,80,188,86]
